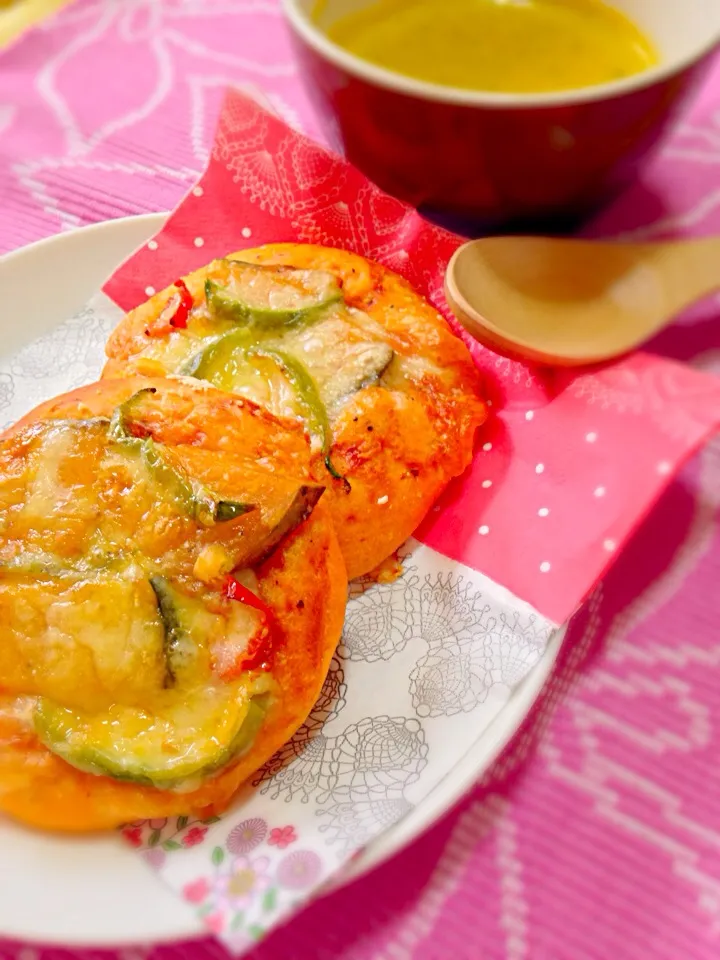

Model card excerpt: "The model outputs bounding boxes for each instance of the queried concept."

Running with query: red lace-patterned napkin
[105,88,720,625]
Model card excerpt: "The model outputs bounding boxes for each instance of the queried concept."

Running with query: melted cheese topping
[131,262,405,423]
[0,413,289,787]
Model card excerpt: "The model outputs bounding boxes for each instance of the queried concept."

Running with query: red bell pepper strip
[170,279,193,329]
[145,279,194,337]
[223,575,276,671]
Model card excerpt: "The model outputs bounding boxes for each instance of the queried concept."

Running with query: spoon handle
[643,236,720,327]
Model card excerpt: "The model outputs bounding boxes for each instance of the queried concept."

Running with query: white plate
[0,216,565,947]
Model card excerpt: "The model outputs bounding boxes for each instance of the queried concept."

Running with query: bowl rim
[282,0,720,109]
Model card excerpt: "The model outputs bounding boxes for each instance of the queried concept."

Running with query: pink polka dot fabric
[1,4,720,959]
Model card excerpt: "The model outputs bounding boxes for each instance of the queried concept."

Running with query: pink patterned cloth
[1,3,719,959]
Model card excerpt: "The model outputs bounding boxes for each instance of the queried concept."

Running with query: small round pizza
[104,244,487,579]
[0,377,346,831]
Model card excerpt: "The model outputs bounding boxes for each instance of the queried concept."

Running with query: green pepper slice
[183,333,346,484]
[107,387,157,443]
[34,691,269,790]
[109,389,254,525]
[150,574,212,687]
[247,346,346,482]
[205,261,342,330]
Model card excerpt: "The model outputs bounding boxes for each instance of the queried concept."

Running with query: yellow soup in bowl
[323,0,658,94]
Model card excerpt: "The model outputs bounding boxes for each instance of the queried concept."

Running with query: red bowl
[283,0,720,227]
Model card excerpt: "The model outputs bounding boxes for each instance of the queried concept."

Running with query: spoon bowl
[445,235,720,366]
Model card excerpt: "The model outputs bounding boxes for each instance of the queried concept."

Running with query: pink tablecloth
[1,3,720,958]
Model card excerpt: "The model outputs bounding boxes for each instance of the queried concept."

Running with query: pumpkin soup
[323,0,658,94]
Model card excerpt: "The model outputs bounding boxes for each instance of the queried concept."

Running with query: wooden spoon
[444,235,720,366]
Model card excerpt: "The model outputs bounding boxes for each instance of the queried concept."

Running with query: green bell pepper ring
[246,346,347,483]
[205,261,342,330]
[108,389,255,525]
